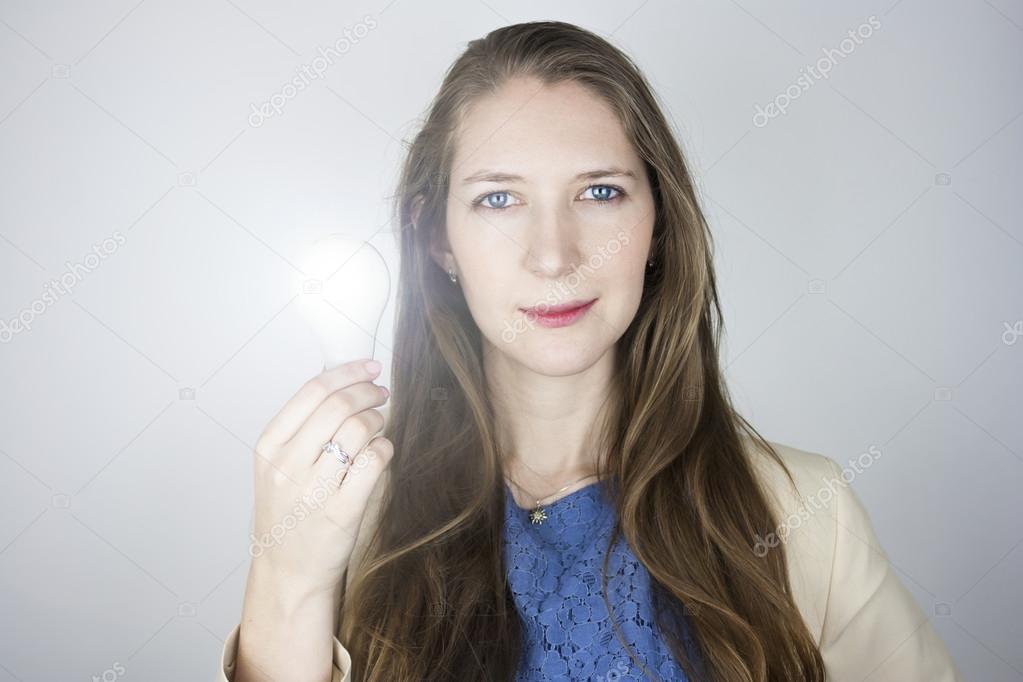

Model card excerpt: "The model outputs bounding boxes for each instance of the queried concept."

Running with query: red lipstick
[521,298,597,328]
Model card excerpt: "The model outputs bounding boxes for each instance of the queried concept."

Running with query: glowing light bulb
[293,234,391,370]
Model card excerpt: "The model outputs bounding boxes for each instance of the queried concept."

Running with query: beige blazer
[217,437,964,681]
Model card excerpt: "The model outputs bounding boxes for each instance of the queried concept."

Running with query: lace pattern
[503,480,700,681]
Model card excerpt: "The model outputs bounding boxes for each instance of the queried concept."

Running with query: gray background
[1,0,1021,680]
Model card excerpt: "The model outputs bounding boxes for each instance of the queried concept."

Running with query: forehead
[450,78,640,179]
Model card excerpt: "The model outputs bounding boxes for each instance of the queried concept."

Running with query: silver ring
[322,440,350,465]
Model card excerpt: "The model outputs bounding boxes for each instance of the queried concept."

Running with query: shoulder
[741,436,838,642]
[742,435,964,680]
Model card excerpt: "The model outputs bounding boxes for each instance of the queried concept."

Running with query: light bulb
[293,234,391,370]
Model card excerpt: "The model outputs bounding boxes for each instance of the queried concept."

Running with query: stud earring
[447,267,458,283]
[646,258,655,268]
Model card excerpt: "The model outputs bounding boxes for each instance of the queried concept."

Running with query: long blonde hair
[339,20,825,681]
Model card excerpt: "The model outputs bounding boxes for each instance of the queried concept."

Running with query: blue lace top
[502,479,703,681]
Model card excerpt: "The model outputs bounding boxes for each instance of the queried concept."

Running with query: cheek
[583,212,651,265]
[584,233,647,286]
[593,247,648,320]
[446,212,509,269]
[459,255,518,322]
[461,248,511,287]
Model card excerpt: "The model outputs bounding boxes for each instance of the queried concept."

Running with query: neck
[484,341,615,495]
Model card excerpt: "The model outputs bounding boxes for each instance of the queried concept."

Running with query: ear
[416,195,453,273]
[410,194,425,231]
[429,235,452,274]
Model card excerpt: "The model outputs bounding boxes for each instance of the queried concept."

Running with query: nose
[523,204,582,280]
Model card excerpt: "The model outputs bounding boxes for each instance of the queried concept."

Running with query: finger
[329,435,393,523]
[259,358,382,451]
[288,382,389,468]
[313,408,386,488]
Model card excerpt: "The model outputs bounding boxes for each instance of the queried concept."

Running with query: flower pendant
[529,505,548,525]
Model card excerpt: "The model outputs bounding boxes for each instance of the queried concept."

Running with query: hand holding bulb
[237,236,395,680]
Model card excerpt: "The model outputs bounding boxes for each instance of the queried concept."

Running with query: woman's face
[434,76,656,376]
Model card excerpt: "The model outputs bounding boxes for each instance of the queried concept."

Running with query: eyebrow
[460,167,636,185]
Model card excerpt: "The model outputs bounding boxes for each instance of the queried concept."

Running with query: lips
[521,298,597,315]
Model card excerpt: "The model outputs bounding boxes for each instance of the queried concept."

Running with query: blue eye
[582,184,625,205]
[475,191,515,210]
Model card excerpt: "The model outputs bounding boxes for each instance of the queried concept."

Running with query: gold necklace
[505,472,600,525]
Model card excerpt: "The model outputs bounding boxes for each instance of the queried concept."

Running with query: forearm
[234,562,342,682]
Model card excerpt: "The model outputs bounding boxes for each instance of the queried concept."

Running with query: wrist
[237,561,341,677]
[246,558,342,618]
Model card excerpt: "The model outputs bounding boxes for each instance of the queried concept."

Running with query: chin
[515,338,607,376]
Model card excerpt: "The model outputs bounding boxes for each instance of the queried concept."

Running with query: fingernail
[381,386,390,398]
[365,360,382,374]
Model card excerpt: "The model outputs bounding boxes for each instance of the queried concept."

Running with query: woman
[218,21,962,681]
